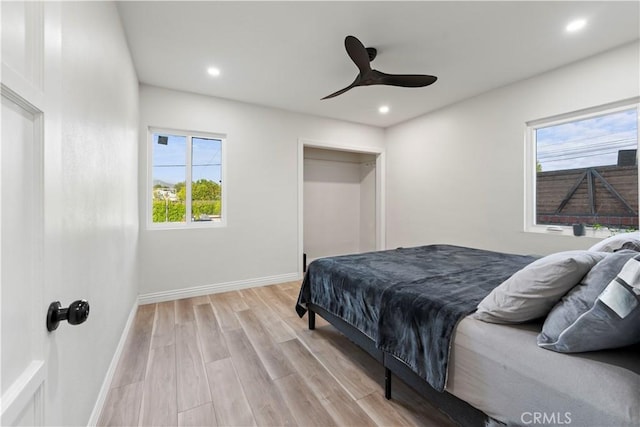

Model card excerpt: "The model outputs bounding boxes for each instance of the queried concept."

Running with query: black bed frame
[307,303,488,427]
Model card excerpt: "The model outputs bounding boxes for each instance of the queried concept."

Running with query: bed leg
[384,367,392,399]
[308,310,316,330]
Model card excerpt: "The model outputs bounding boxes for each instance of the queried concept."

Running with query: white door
[1,1,56,425]
[1,86,46,427]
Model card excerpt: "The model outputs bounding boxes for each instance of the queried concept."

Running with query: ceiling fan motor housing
[366,47,377,62]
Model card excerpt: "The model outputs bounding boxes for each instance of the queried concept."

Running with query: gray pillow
[618,240,640,252]
[538,250,640,352]
[475,250,606,323]
[588,231,640,252]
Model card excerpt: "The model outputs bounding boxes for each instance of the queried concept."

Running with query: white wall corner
[86,300,139,427]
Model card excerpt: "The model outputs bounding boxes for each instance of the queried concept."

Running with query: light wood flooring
[98,282,456,427]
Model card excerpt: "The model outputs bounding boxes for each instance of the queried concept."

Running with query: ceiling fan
[321,35,438,100]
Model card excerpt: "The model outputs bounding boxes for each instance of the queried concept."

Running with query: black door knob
[47,300,90,332]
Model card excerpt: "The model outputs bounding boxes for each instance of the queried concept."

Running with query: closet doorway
[298,140,385,275]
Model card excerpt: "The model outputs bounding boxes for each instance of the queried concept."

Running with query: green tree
[536,162,543,173]
[153,179,222,223]
[172,180,220,201]
[192,179,221,201]
[192,200,221,217]
[152,200,186,222]
[177,187,186,202]
[174,182,186,201]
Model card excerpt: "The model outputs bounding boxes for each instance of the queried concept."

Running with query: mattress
[297,244,536,391]
[446,316,640,427]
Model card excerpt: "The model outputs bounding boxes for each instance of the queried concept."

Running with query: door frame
[297,138,386,278]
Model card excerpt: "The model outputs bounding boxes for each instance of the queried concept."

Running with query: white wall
[386,41,640,256]
[45,2,139,425]
[303,148,376,260]
[138,85,384,296]
[360,160,376,252]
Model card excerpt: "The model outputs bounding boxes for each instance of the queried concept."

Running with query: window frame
[147,127,227,230]
[524,98,639,236]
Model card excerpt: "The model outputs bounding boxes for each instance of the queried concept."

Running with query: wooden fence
[536,165,638,228]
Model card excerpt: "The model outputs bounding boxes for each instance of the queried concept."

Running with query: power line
[538,138,635,154]
[537,140,636,162]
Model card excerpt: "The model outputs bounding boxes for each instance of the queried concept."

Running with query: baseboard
[87,300,139,427]
[137,272,302,305]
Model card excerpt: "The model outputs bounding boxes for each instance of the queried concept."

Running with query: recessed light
[207,67,221,77]
[566,19,586,33]
[378,105,390,114]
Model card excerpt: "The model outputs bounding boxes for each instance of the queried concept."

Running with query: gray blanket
[296,244,536,391]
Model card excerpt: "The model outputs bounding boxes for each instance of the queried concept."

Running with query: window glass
[152,134,186,223]
[150,130,225,227]
[191,137,222,221]
[534,108,638,230]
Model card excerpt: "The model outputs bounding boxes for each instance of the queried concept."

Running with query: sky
[152,134,222,186]
[536,108,638,172]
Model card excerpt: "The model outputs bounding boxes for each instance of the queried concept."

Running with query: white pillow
[588,231,640,253]
[475,250,606,323]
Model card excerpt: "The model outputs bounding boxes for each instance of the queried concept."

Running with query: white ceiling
[117,1,639,128]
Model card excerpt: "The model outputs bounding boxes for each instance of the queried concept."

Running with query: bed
[295,244,640,426]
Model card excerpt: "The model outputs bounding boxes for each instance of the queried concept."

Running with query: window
[149,128,225,228]
[526,102,639,234]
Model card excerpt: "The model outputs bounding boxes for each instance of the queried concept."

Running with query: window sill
[147,220,226,231]
[524,225,611,239]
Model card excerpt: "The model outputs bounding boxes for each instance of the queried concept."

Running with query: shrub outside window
[526,102,639,234]
[149,128,225,228]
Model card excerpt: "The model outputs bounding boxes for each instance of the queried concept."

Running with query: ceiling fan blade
[321,81,359,100]
[344,35,372,74]
[321,36,438,100]
[374,71,438,87]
